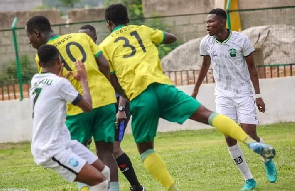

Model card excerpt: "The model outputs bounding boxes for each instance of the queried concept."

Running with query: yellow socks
[77,182,89,191]
[209,113,255,144]
[141,149,178,190]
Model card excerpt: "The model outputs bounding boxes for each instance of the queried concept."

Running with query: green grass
[0,122,295,191]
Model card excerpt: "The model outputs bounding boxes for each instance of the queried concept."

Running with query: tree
[59,0,81,8]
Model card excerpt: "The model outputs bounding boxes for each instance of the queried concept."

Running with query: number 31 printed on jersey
[115,31,146,58]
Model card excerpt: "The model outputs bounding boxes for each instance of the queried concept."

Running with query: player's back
[30,73,71,164]
[45,33,116,115]
[100,25,171,100]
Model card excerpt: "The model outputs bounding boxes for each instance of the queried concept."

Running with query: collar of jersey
[47,35,60,42]
[113,25,125,32]
[214,29,232,44]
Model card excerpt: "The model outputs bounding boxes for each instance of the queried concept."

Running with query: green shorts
[130,83,201,143]
[66,103,116,144]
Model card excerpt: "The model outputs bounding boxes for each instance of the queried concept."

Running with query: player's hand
[116,111,127,126]
[256,97,265,113]
[191,89,199,99]
[73,60,87,81]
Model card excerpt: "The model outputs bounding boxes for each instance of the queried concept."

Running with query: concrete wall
[0,77,294,143]
[0,0,42,12]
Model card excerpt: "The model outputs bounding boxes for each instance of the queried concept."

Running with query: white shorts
[215,95,259,125]
[39,140,98,182]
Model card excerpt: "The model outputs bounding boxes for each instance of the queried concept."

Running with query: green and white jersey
[30,73,81,164]
[200,30,255,97]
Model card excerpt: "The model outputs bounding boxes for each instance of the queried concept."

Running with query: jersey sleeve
[200,36,209,56]
[242,35,255,57]
[86,34,103,58]
[147,26,165,45]
[58,78,82,105]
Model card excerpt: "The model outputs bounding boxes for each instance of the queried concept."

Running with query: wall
[0,0,42,12]
[0,77,294,143]
[142,0,295,17]
[0,8,107,70]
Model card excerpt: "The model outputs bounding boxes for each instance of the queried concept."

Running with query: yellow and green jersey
[99,25,172,101]
[36,33,116,115]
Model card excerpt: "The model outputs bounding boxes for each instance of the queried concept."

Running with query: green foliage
[34,5,52,10]
[0,55,36,86]
[59,0,81,7]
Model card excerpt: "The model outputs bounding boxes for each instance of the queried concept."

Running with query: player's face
[26,28,43,50]
[206,14,221,36]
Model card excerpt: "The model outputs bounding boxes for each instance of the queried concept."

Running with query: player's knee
[101,165,110,181]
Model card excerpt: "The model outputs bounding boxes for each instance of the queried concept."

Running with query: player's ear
[126,18,130,24]
[34,29,41,38]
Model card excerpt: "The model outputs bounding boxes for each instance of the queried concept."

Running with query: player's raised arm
[72,60,93,112]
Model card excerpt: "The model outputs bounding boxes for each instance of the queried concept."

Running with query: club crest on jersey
[229,48,237,57]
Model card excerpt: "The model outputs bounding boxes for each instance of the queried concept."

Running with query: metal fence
[0,6,295,101]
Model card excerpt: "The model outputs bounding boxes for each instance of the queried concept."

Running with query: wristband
[255,94,262,99]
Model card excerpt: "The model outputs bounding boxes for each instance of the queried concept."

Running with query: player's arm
[110,74,127,98]
[243,36,265,112]
[245,53,260,94]
[191,56,211,98]
[162,32,177,44]
[116,96,127,124]
[95,54,110,81]
[72,61,92,112]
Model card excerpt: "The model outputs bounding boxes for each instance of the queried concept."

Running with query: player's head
[206,8,227,36]
[78,24,97,43]
[37,44,62,74]
[26,16,53,49]
[105,3,129,32]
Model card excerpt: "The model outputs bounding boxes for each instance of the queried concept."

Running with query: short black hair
[37,44,59,68]
[79,24,96,33]
[26,16,52,34]
[209,8,227,20]
[105,3,128,25]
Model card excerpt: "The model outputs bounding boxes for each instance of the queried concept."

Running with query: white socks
[259,137,270,162]
[101,165,110,181]
[228,144,253,180]
[90,180,109,191]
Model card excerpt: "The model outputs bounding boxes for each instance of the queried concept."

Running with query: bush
[0,55,37,86]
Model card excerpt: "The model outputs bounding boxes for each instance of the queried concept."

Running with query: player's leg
[130,84,178,191]
[159,84,275,158]
[44,142,108,191]
[237,96,277,183]
[114,105,145,191]
[92,104,119,191]
[66,112,94,190]
[216,96,257,190]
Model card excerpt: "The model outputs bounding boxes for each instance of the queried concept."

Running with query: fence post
[11,17,23,101]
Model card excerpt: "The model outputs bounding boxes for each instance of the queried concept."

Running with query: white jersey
[200,30,255,97]
[29,73,81,164]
